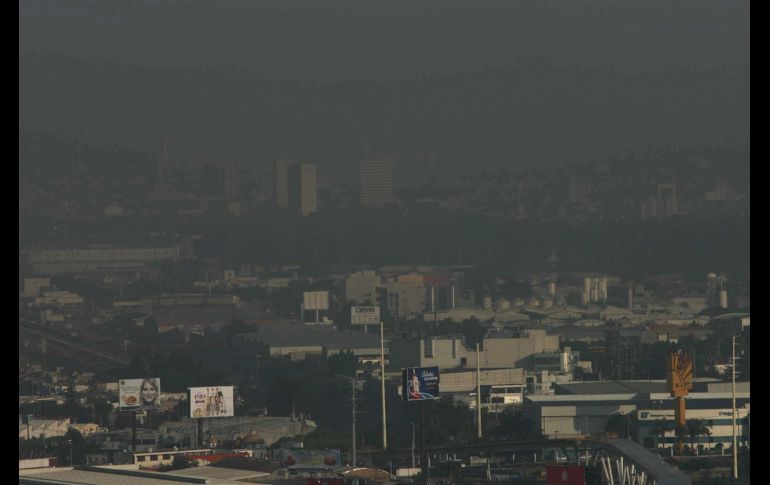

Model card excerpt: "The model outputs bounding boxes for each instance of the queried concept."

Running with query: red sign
[547,465,585,485]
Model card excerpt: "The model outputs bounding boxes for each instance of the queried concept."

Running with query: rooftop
[18,466,242,485]
[239,324,381,350]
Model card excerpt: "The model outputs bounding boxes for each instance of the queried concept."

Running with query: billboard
[666,350,693,398]
[303,291,329,311]
[401,367,440,401]
[119,378,161,411]
[546,465,585,485]
[351,305,380,325]
[189,386,235,418]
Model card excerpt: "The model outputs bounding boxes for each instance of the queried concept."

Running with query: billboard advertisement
[546,465,585,485]
[401,367,440,401]
[666,350,693,398]
[119,378,161,411]
[189,386,235,418]
[351,305,380,325]
[303,291,329,311]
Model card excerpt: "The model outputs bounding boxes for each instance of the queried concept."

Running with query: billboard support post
[351,378,356,467]
[476,343,482,439]
[380,320,387,451]
[732,335,738,480]
[198,418,204,448]
[131,411,137,452]
[420,400,427,484]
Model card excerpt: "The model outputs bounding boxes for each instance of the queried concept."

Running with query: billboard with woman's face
[189,386,235,418]
[119,378,161,411]
[401,367,440,401]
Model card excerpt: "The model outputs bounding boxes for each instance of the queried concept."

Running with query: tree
[221,318,256,347]
[459,318,488,348]
[685,419,711,453]
[424,397,475,446]
[492,409,542,441]
[171,454,191,470]
[650,419,674,451]
[327,351,357,378]
[605,413,635,440]
[60,428,87,466]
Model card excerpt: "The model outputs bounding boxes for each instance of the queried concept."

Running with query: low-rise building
[389,328,559,370]
[522,379,750,451]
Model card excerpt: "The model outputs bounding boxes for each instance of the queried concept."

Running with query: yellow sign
[666,350,693,398]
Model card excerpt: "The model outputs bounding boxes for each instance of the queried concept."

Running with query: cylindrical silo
[583,277,592,295]
[600,278,608,301]
[513,298,525,307]
[719,290,728,309]
[547,281,556,296]
[498,298,510,311]
[581,292,589,306]
[482,296,492,310]
[590,288,598,302]
[541,297,553,310]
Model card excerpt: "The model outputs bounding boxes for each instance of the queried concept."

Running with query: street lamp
[67,439,73,467]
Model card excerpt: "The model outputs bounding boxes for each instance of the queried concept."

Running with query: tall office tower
[274,160,295,208]
[360,155,395,208]
[657,183,679,218]
[288,163,318,216]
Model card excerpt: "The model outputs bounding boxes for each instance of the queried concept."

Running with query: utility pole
[411,422,416,469]
[352,377,357,467]
[476,343,482,439]
[381,320,388,450]
[732,335,738,480]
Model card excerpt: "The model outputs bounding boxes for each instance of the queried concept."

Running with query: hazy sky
[19,0,749,174]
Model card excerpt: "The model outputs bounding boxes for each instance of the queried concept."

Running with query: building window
[150,455,158,461]
[163,455,171,460]
[137,456,146,462]
[424,338,433,358]
[461,357,467,366]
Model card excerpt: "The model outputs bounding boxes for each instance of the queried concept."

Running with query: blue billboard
[401,366,440,401]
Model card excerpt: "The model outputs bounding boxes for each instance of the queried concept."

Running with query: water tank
[513,298,525,307]
[719,290,728,309]
[583,277,592,295]
[482,296,492,311]
[528,297,539,307]
[600,278,608,301]
[547,281,556,296]
[497,298,510,311]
